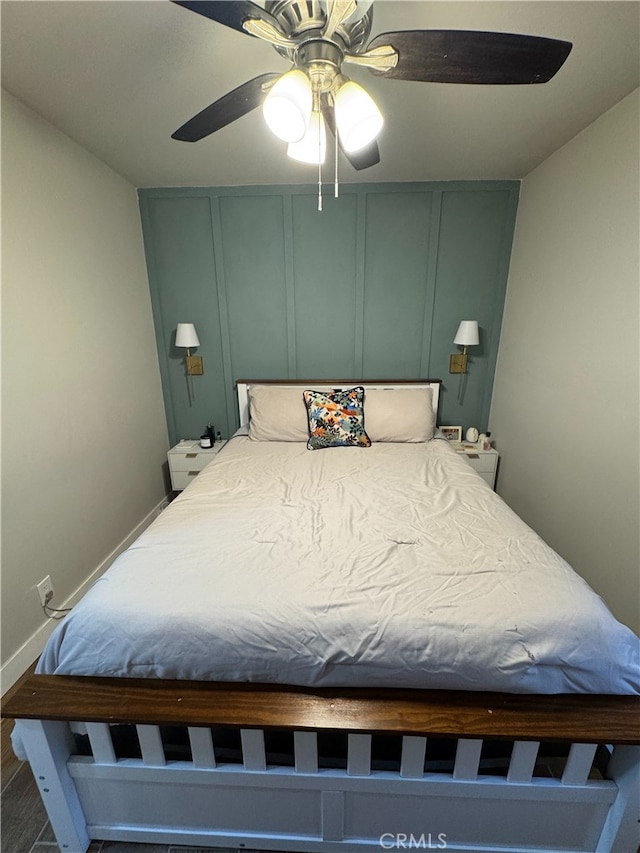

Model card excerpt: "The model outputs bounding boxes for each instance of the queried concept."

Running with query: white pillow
[247,384,435,443]
[364,387,435,442]
[247,385,309,441]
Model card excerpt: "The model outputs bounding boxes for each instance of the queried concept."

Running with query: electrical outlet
[36,575,54,607]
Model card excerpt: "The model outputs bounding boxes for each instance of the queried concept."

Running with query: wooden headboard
[236,379,442,428]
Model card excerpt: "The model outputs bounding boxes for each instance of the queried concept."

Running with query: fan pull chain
[317,114,324,211]
[334,130,339,198]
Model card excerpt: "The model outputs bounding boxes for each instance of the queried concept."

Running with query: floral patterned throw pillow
[303,386,371,450]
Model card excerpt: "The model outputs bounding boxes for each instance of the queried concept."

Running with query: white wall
[490,89,639,632]
[1,92,170,689]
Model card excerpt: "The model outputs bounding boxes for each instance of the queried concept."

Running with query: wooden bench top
[3,674,639,744]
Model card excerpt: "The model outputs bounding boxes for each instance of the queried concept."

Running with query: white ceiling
[1,1,638,188]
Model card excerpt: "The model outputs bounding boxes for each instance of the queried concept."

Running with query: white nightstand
[456,445,499,489]
[168,439,227,491]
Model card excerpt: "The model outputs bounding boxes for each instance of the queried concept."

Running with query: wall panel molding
[353,192,368,377]
[208,195,235,438]
[282,194,297,378]
[422,190,443,377]
[139,182,519,444]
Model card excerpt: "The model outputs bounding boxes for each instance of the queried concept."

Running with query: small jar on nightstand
[168,439,227,491]
[478,432,493,451]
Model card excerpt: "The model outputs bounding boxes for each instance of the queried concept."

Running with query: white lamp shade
[334,80,383,153]
[287,111,327,164]
[175,323,200,348]
[454,320,479,347]
[263,69,312,143]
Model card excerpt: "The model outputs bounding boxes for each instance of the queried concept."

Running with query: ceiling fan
[171,0,572,173]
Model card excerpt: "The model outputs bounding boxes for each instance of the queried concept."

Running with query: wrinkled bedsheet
[38,436,639,694]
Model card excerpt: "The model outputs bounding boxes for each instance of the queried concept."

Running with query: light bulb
[263,69,312,143]
[334,80,383,152]
[287,111,327,164]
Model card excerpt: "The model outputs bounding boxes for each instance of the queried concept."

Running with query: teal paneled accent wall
[139,182,519,445]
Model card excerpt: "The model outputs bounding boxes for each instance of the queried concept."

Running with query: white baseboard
[0,495,170,696]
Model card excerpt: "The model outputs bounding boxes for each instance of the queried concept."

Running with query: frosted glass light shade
[175,323,200,348]
[334,80,383,152]
[263,69,312,143]
[287,111,326,164]
[454,320,479,347]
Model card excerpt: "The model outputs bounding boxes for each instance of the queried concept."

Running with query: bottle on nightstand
[479,432,492,451]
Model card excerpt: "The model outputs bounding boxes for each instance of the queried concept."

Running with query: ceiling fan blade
[172,73,279,142]
[323,0,358,40]
[320,98,381,170]
[366,30,572,84]
[242,18,297,48]
[171,1,282,38]
[341,138,381,170]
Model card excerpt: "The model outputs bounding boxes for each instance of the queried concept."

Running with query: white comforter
[38,436,639,694]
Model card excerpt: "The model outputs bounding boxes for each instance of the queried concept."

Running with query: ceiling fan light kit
[262,68,312,142]
[171,0,572,209]
[334,79,383,153]
[287,109,327,164]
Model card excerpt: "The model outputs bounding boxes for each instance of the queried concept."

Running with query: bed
[4,379,639,853]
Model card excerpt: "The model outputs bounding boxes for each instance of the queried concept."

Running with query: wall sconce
[449,320,479,402]
[175,323,203,405]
